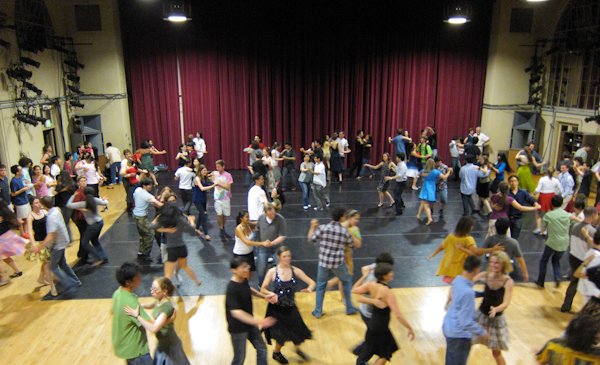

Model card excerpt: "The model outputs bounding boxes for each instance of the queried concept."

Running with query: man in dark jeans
[347,130,364,178]
[280,141,297,190]
[442,255,488,365]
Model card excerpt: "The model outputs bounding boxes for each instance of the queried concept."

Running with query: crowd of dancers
[2,126,600,365]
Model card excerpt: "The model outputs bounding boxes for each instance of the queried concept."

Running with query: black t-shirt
[0,177,11,205]
[226,279,253,334]
[579,170,593,196]
[251,160,268,177]
[354,137,363,158]
[429,133,437,149]
[313,147,323,159]
[281,149,297,169]
[464,144,481,159]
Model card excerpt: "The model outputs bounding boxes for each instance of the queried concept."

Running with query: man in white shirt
[50,156,62,180]
[385,153,407,215]
[193,131,207,164]
[174,159,195,216]
[474,126,490,154]
[105,142,123,185]
[311,155,329,210]
[248,173,268,224]
[336,131,349,170]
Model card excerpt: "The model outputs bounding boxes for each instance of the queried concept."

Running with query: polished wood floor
[0,182,584,364]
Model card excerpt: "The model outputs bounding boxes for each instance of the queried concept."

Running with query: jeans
[432,149,438,159]
[110,162,121,184]
[230,327,267,365]
[300,182,310,207]
[393,181,406,214]
[60,206,73,242]
[313,263,356,318]
[50,249,81,292]
[180,189,193,216]
[74,219,88,259]
[358,158,374,177]
[536,245,566,285]
[562,254,583,311]
[509,217,522,240]
[312,184,328,209]
[445,337,472,365]
[348,156,363,177]
[79,221,108,262]
[194,202,209,234]
[451,158,461,180]
[281,167,297,190]
[126,353,152,365]
[461,193,475,216]
[256,245,279,286]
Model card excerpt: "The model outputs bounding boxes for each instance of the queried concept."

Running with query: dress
[140,153,154,171]
[24,212,51,263]
[406,154,420,179]
[517,163,535,193]
[419,169,441,202]
[357,282,399,363]
[263,268,312,345]
[330,146,343,174]
[271,150,282,182]
[377,163,392,192]
[152,300,190,365]
[475,276,509,351]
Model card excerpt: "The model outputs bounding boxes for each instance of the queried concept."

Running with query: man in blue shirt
[10,165,31,236]
[459,155,489,216]
[132,178,163,261]
[443,255,488,365]
[388,128,407,156]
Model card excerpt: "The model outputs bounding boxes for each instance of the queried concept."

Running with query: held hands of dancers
[488,306,499,318]
[263,293,278,304]
[257,316,277,330]
[262,240,273,247]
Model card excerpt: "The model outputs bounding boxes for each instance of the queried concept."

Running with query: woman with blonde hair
[473,251,514,365]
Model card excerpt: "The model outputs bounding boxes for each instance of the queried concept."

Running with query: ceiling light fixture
[6,67,33,81]
[68,85,83,95]
[21,57,40,68]
[70,100,84,108]
[444,2,472,24]
[164,1,191,22]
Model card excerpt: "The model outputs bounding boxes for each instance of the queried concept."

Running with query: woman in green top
[124,276,190,365]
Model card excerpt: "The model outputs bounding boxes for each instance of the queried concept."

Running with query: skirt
[272,166,282,182]
[538,193,555,212]
[154,341,190,365]
[24,242,51,263]
[406,167,420,179]
[263,304,312,345]
[477,181,490,199]
[474,311,509,351]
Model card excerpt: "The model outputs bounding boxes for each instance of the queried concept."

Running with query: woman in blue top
[417,159,452,225]
[406,143,421,190]
[490,153,512,194]
[192,165,215,241]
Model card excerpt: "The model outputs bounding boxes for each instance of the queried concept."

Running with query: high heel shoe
[10,271,23,278]
[377,203,383,208]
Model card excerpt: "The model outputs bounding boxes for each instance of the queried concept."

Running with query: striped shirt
[310,221,354,269]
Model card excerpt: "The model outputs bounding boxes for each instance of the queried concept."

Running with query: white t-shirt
[577,249,600,303]
[174,167,195,190]
[193,137,206,159]
[105,146,122,164]
[247,185,267,221]
[50,164,60,179]
[475,132,490,150]
[313,162,327,187]
[336,138,349,157]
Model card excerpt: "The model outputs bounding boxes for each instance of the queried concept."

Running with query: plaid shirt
[436,163,449,191]
[310,221,354,269]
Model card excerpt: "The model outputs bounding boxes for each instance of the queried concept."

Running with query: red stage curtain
[122,0,493,169]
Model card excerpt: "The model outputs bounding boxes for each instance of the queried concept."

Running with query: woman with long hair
[77,151,101,197]
[271,142,282,186]
[406,143,421,190]
[418,158,452,225]
[487,181,540,238]
[150,203,203,286]
[66,187,109,266]
[262,146,276,191]
[329,132,344,183]
[260,246,315,363]
[0,200,23,284]
[364,152,396,207]
[54,170,78,241]
[31,165,48,197]
[490,153,512,194]
[136,140,166,186]
[233,210,273,281]
[124,276,190,365]
[476,155,493,215]
[25,195,56,295]
[352,263,415,365]
[40,144,53,165]
[516,146,545,193]
[42,164,57,196]
[192,164,216,241]
[473,251,514,365]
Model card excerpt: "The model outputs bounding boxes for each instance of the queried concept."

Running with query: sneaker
[532,229,541,235]
[296,349,308,361]
[326,202,330,207]
[220,228,226,237]
[412,186,418,191]
[303,206,309,210]
[273,352,289,364]
[22,233,29,239]
[175,271,183,283]
[307,204,312,208]
[541,231,548,236]
[137,253,151,262]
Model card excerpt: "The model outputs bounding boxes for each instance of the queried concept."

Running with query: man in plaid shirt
[308,207,361,318]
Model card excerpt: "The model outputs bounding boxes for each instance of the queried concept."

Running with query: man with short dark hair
[507,175,539,239]
[385,153,407,215]
[18,157,34,197]
[558,163,575,210]
[308,207,361,318]
[192,131,207,164]
[561,206,598,312]
[433,156,450,218]
[449,136,463,181]
[442,255,487,365]
[174,159,195,216]
[280,142,297,190]
[105,142,122,185]
[348,130,364,178]
[0,164,11,206]
[574,142,592,162]
[463,137,480,160]
[388,128,408,156]
[483,218,529,282]
[578,160,593,198]
[459,155,489,216]
[50,155,62,180]
[417,136,432,170]
[133,178,163,261]
[226,257,277,365]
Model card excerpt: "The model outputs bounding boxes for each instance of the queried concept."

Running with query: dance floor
[47,169,561,300]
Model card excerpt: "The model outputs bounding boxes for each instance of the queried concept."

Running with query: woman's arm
[488,278,514,317]
[46,177,57,188]
[66,194,86,210]
[365,161,383,170]
[439,168,453,180]
[124,305,166,334]
[151,149,167,155]
[293,267,316,292]
[195,176,216,191]
[510,200,539,212]
[26,213,35,241]
[428,243,444,259]
[40,154,50,165]
[260,267,276,296]
[467,242,505,256]
[384,288,414,340]
[235,225,271,247]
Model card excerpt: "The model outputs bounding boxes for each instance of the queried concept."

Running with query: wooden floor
[0,183,584,364]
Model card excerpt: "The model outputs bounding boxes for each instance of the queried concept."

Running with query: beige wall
[0,0,131,169]
[482,0,600,166]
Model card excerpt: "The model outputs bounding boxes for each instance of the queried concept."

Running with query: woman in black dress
[352,263,415,365]
[329,132,344,183]
[260,246,315,364]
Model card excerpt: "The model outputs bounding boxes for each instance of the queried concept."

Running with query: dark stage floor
[48,170,564,300]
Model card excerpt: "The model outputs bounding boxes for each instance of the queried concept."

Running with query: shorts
[437,188,448,204]
[15,203,31,219]
[234,252,256,272]
[166,245,188,262]
[214,199,231,216]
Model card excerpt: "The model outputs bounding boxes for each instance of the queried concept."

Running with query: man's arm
[455,291,487,337]
[32,232,55,253]
[515,257,529,282]
[307,219,319,241]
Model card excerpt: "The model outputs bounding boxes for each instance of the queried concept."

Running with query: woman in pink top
[77,151,100,197]
[487,181,539,239]
[31,165,49,197]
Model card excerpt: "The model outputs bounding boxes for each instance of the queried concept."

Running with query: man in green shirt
[417,136,432,170]
[535,195,573,289]
[111,262,152,364]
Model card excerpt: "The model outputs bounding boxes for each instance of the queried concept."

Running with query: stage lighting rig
[584,106,600,124]
[68,85,83,95]
[66,74,80,83]
[15,114,39,126]
[6,67,32,81]
[69,100,84,108]
[64,59,85,70]
[21,57,40,68]
[23,82,43,96]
